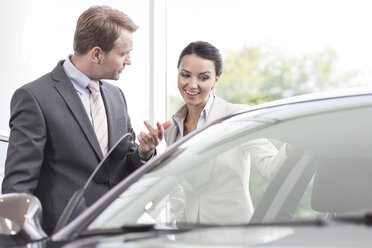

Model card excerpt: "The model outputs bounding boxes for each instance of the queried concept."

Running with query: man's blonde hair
[73,5,138,55]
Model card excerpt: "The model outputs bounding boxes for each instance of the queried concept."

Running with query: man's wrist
[137,149,154,161]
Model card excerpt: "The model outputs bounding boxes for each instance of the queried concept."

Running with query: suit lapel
[165,124,179,145]
[52,62,104,160]
[167,104,188,145]
[207,96,248,125]
[206,95,226,125]
[100,86,115,150]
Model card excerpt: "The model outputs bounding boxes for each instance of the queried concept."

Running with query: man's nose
[124,55,131,65]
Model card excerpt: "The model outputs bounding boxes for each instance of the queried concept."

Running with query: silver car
[1,88,372,247]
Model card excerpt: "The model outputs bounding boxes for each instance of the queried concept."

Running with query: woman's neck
[183,105,203,136]
[186,105,202,123]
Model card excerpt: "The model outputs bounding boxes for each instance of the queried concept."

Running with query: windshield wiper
[177,218,326,229]
[77,214,372,238]
[77,223,193,239]
[330,213,372,225]
[77,224,155,237]
[78,218,329,238]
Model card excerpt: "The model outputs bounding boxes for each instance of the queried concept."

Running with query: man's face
[99,28,133,80]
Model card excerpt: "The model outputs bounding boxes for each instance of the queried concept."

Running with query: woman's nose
[188,77,198,88]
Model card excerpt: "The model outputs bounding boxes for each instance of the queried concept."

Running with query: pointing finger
[162,120,171,130]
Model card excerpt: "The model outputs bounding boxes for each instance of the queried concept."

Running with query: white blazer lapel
[206,95,249,125]
[206,96,228,124]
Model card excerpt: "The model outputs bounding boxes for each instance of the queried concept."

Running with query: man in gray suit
[2,5,169,234]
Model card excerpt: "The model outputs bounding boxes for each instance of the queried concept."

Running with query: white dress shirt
[174,93,214,141]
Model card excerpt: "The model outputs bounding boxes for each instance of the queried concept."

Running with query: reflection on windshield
[164,138,287,227]
[88,105,372,230]
[89,135,289,229]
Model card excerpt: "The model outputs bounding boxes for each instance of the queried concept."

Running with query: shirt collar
[173,94,215,122]
[201,94,214,121]
[172,93,215,139]
[63,55,102,93]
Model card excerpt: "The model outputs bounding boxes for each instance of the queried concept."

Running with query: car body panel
[64,224,372,247]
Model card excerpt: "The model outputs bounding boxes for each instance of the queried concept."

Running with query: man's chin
[115,72,123,80]
[111,74,121,81]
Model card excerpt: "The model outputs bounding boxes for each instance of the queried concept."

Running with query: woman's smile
[185,90,200,96]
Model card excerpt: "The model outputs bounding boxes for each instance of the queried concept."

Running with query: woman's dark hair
[177,41,223,76]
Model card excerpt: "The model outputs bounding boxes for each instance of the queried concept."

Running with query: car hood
[64,223,372,247]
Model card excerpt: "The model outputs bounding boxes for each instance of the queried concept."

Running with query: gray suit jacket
[2,60,143,232]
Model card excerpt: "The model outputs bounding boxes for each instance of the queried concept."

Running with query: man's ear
[90,46,103,64]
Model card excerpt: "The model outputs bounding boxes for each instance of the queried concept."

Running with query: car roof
[251,87,372,108]
[223,87,372,124]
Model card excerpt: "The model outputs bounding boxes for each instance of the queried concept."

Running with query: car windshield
[86,96,372,230]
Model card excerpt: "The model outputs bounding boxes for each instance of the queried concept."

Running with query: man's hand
[137,120,171,161]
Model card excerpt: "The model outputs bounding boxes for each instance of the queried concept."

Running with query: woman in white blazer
[164,41,286,226]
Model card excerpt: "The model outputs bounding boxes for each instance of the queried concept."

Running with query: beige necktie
[88,81,108,155]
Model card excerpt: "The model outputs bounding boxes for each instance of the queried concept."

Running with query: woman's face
[178,54,219,109]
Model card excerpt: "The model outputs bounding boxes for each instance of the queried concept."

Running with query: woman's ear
[212,75,220,90]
